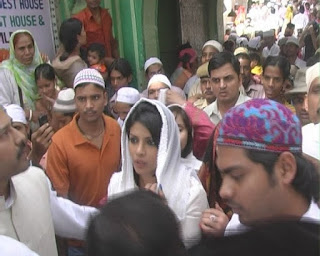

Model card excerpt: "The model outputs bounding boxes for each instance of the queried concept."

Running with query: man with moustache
[74,0,119,65]
[302,62,320,161]
[235,53,265,99]
[46,69,121,255]
[203,52,251,125]
[0,104,98,256]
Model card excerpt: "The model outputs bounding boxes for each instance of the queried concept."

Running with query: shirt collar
[0,180,16,210]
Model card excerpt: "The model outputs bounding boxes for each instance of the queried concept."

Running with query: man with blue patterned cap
[211,99,320,236]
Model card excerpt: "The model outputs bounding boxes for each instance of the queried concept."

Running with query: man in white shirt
[211,99,320,236]
[203,52,251,125]
[262,30,280,59]
[302,62,320,161]
[285,36,306,68]
[0,104,97,255]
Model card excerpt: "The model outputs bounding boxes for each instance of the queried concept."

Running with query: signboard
[0,0,56,59]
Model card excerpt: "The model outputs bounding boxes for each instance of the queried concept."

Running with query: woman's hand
[200,202,230,237]
[144,183,166,202]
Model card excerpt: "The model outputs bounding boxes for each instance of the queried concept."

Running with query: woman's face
[14,33,35,66]
[262,65,285,101]
[175,113,188,153]
[37,77,56,99]
[128,121,158,179]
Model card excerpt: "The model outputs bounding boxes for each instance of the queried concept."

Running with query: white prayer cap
[144,57,162,71]
[53,88,76,113]
[116,87,140,105]
[73,68,105,89]
[147,74,172,89]
[202,40,223,52]
[5,104,27,124]
[285,36,299,47]
[248,36,261,50]
[306,62,320,94]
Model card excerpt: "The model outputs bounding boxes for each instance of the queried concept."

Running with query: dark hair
[125,101,162,149]
[208,51,240,76]
[286,23,295,29]
[235,52,250,61]
[35,63,55,82]
[13,32,34,49]
[168,105,193,158]
[109,58,133,79]
[262,56,290,81]
[88,43,106,60]
[270,7,275,14]
[249,52,261,65]
[86,190,186,256]
[223,40,236,53]
[299,5,305,14]
[59,18,83,61]
[245,150,320,202]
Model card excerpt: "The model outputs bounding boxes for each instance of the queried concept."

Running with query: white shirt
[0,235,39,256]
[302,123,320,160]
[204,93,251,125]
[262,44,280,58]
[224,200,320,236]
[295,57,307,69]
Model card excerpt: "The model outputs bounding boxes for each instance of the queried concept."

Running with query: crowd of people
[0,0,319,255]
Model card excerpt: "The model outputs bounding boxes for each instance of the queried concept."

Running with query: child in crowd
[113,87,140,128]
[87,43,108,79]
[249,52,262,84]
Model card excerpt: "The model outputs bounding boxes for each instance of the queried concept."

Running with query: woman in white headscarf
[108,98,208,248]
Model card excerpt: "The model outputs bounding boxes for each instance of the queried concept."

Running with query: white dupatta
[108,98,195,221]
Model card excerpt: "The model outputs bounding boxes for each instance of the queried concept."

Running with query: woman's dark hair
[262,55,291,81]
[208,51,240,76]
[87,190,186,256]
[108,58,133,79]
[245,150,320,202]
[59,18,83,61]
[168,105,193,158]
[13,32,34,49]
[88,43,106,60]
[35,63,55,82]
[125,101,162,148]
[223,40,236,53]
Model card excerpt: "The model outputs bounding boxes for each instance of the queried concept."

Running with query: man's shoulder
[52,121,75,141]
[104,115,121,132]
[12,166,46,185]
[203,100,217,115]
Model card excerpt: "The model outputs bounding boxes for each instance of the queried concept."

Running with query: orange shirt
[73,7,116,58]
[46,113,121,207]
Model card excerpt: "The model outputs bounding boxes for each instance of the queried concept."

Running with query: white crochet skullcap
[116,87,141,105]
[144,57,163,71]
[53,88,76,113]
[202,40,223,52]
[306,62,320,94]
[147,74,172,89]
[5,104,27,125]
[73,68,105,89]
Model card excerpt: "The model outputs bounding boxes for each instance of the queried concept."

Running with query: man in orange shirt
[46,69,121,255]
[74,0,119,66]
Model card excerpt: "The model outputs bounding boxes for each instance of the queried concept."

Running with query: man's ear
[275,152,297,185]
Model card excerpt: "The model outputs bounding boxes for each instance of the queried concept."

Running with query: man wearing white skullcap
[114,87,140,127]
[187,40,223,103]
[144,57,164,84]
[262,30,280,58]
[147,74,172,100]
[46,68,121,253]
[302,62,320,161]
[5,104,28,136]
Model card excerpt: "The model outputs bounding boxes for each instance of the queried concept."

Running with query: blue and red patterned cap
[217,99,302,153]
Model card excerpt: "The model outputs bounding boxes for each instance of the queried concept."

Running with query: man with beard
[203,52,251,125]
